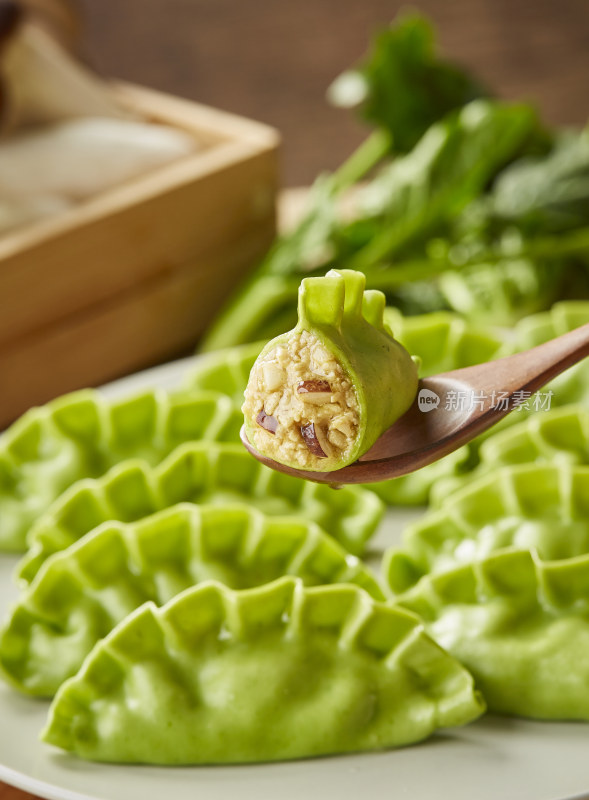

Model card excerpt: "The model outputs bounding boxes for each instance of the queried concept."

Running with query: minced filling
[242,331,360,469]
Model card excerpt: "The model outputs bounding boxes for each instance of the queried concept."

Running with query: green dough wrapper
[515,300,589,409]
[428,301,589,503]
[431,403,589,503]
[16,442,384,583]
[0,388,241,553]
[384,463,589,595]
[1,504,384,697]
[17,441,383,584]
[397,548,589,719]
[42,576,484,763]
[384,307,512,377]
[373,307,511,503]
[185,307,510,503]
[244,269,418,472]
[183,340,265,403]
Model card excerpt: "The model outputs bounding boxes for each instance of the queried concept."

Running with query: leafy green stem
[331,129,392,192]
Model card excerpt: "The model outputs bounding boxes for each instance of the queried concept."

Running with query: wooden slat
[0,83,279,424]
[0,142,277,346]
[112,82,280,149]
[0,219,275,423]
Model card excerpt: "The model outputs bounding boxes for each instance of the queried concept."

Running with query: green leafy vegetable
[349,100,542,270]
[199,8,589,354]
[327,11,486,153]
[477,130,589,235]
[202,99,544,351]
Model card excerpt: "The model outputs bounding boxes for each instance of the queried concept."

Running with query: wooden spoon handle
[361,321,589,469]
[241,323,589,486]
[445,321,589,399]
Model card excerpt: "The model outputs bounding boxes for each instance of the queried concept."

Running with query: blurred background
[2,0,589,424]
[80,0,589,185]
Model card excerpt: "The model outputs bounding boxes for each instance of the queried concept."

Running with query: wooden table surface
[2,1,589,797]
[0,786,37,800]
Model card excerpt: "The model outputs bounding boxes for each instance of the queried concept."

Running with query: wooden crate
[0,83,280,426]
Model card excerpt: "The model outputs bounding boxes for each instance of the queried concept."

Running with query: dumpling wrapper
[478,404,589,469]
[0,388,241,553]
[385,463,589,594]
[397,548,589,719]
[430,403,589,504]
[514,300,589,409]
[183,340,265,404]
[42,576,484,763]
[184,324,470,504]
[186,309,510,503]
[1,503,384,697]
[17,441,382,584]
[243,269,418,472]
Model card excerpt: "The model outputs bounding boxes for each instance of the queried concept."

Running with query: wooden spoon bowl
[241,322,589,484]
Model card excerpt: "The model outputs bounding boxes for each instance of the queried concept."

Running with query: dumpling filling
[242,331,360,468]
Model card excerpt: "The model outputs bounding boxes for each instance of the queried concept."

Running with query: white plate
[1,359,588,800]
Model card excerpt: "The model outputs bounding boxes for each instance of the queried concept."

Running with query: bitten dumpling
[243,270,418,472]
[42,577,484,763]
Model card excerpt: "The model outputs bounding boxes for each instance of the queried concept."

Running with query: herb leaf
[328,12,487,152]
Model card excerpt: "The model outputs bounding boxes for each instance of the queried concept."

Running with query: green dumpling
[183,340,264,403]
[18,441,383,583]
[370,308,510,504]
[430,404,589,504]
[385,463,589,594]
[186,307,508,502]
[384,307,512,378]
[184,310,505,500]
[184,317,470,503]
[42,576,484,763]
[243,269,418,472]
[478,404,589,469]
[515,300,589,409]
[1,504,384,697]
[0,388,241,552]
[396,548,589,719]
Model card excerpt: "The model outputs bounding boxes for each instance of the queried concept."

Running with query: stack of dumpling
[3,297,589,764]
[184,298,589,723]
[376,301,589,721]
[0,381,483,764]
[0,118,197,235]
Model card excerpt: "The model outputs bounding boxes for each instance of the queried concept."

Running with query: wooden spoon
[241,322,589,484]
